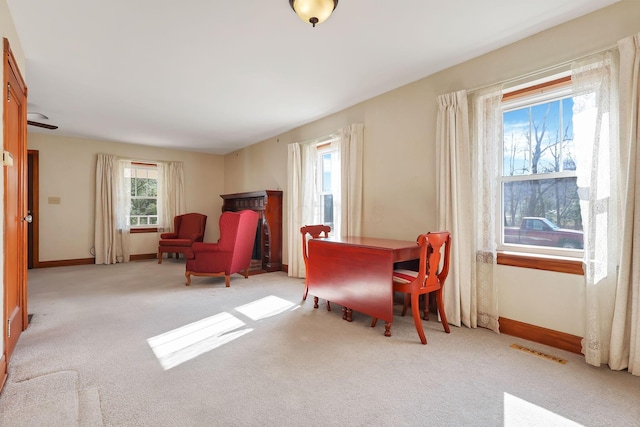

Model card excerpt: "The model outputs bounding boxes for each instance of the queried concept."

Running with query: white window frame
[316,143,337,229]
[497,80,583,259]
[126,163,159,228]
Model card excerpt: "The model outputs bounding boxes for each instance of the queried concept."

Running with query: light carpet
[0,260,638,427]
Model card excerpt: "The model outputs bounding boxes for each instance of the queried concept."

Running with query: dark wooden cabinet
[221,190,282,272]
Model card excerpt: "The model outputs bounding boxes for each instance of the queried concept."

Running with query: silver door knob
[23,214,33,223]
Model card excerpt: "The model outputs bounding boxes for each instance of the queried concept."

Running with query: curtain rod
[99,153,181,165]
[467,44,618,94]
[293,132,339,146]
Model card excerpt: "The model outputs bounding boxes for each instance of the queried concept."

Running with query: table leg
[384,322,392,337]
[346,308,353,322]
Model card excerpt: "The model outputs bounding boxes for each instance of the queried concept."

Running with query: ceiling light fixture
[289,0,338,28]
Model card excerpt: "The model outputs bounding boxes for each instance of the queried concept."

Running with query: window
[125,163,159,228]
[316,144,335,229]
[499,77,584,258]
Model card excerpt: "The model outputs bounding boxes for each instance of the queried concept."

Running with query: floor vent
[510,343,567,364]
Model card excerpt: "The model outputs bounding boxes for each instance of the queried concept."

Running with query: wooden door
[2,38,28,389]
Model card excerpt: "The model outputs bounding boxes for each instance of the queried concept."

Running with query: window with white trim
[316,143,337,230]
[499,76,584,257]
[125,163,159,227]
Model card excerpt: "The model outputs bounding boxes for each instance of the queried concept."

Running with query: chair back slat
[300,225,331,268]
[413,231,451,292]
[423,231,450,291]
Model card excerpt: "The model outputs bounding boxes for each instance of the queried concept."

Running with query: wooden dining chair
[372,231,451,344]
[300,225,332,311]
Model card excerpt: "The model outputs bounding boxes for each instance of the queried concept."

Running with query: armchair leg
[185,271,191,286]
[225,275,231,287]
[158,252,162,264]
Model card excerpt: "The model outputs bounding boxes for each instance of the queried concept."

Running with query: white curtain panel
[469,86,503,333]
[287,142,303,278]
[338,123,364,238]
[436,90,471,328]
[610,33,640,375]
[302,143,319,229]
[572,51,621,368]
[436,90,500,332]
[287,142,317,278]
[94,154,131,264]
[157,161,186,232]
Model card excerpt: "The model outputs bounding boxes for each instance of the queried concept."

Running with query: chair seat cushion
[393,269,418,284]
[159,238,192,247]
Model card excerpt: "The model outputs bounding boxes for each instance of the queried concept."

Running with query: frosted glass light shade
[289,0,338,27]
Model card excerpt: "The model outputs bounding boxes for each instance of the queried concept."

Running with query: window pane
[136,178,148,197]
[323,194,333,226]
[562,97,576,171]
[322,153,332,192]
[130,216,139,226]
[504,97,575,177]
[531,101,560,174]
[130,177,136,196]
[148,178,157,197]
[502,177,583,249]
[131,198,157,216]
[503,108,531,176]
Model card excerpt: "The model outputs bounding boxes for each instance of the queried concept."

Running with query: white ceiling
[7,0,619,155]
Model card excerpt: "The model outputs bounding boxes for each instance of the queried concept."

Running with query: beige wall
[1,0,25,365]
[28,133,224,261]
[223,1,640,337]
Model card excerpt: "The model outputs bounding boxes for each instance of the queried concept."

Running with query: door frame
[28,150,39,269]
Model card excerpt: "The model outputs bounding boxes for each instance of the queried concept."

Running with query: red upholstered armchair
[157,213,208,264]
[185,210,260,287]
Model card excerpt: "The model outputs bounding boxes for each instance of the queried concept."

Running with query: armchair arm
[160,232,178,239]
[190,233,205,243]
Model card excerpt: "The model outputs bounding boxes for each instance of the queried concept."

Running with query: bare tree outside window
[501,93,583,251]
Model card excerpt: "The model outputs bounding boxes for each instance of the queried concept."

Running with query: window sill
[130,227,159,234]
[497,252,584,275]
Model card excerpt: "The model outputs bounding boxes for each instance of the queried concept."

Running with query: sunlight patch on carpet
[147,312,252,370]
[235,295,296,321]
[510,343,567,364]
[504,392,583,426]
